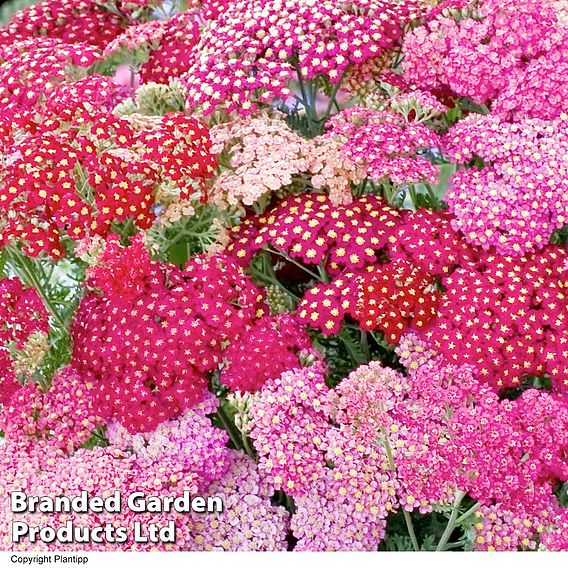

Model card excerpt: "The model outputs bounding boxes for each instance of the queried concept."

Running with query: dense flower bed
[0,0,567,552]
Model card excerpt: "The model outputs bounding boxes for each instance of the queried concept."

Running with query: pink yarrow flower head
[209,112,364,209]
[419,246,568,394]
[107,392,231,491]
[189,450,290,551]
[0,0,125,48]
[326,107,442,186]
[444,113,568,256]
[1,366,105,455]
[182,0,426,115]
[227,192,403,275]
[0,38,101,113]
[402,0,564,108]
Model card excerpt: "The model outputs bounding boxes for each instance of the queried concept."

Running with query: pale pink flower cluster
[328,361,406,441]
[1,405,287,551]
[107,393,230,492]
[1,366,104,455]
[210,114,313,208]
[0,444,139,552]
[394,332,438,372]
[249,364,398,550]
[291,432,396,551]
[210,113,364,208]
[190,451,289,551]
[306,136,366,205]
[248,358,568,549]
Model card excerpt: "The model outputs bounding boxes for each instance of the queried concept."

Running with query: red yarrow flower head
[72,237,268,432]
[220,314,317,392]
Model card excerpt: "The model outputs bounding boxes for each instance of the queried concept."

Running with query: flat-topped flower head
[0,277,49,349]
[403,0,564,107]
[107,393,230,490]
[0,0,125,48]
[189,450,290,551]
[420,246,568,393]
[0,38,101,113]
[210,113,364,209]
[182,0,425,114]
[327,107,442,186]
[2,366,105,455]
[444,113,568,255]
[220,314,316,392]
[353,259,440,343]
[72,239,267,432]
[228,192,402,274]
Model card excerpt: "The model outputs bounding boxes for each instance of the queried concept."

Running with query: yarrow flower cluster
[107,393,231,493]
[402,0,566,117]
[327,107,442,185]
[0,104,216,257]
[220,314,316,392]
[182,0,425,114]
[228,193,402,273]
[444,113,568,255]
[296,259,440,340]
[352,259,440,341]
[189,450,290,551]
[72,236,268,431]
[0,121,156,257]
[210,113,364,208]
[0,277,48,349]
[2,0,568,554]
[420,246,568,393]
[139,13,200,84]
[247,358,568,550]
[0,0,125,48]
[0,38,100,112]
[0,277,49,405]
[1,366,103,454]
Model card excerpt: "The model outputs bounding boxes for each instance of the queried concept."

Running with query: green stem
[408,185,419,210]
[8,248,68,331]
[381,427,420,552]
[90,429,109,447]
[316,262,330,284]
[217,405,255,459]
[0,249,7,277]
[402,509,420,552]
[369,330,393,352]
[426,184,440,207]
[436,491,467,551]
[445,541,466,550]
[320,74,345,124]
[260,253,301,302]
[337,327,367,366]
[242,434,256,459]
[295,69,318,137]
[455,502,480,526]
[360,330,370,361]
